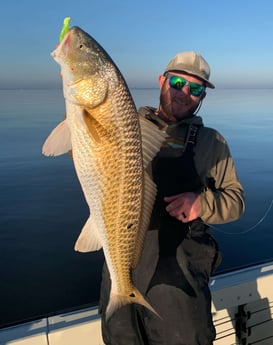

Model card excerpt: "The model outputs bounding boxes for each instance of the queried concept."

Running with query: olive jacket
[139,106,245,225]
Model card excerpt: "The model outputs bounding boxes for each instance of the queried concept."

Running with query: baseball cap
[164,51,215,89]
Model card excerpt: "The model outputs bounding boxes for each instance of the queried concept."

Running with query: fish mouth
[51,30,72,59]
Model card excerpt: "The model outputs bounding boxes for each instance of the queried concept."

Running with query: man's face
[159,72,206,122]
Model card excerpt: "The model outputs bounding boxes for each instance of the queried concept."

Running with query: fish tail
[106,287,160,321]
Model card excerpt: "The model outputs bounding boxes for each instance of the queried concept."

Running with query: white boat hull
[1,261,273,344]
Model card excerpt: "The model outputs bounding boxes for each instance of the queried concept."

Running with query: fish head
[51,26,120,108]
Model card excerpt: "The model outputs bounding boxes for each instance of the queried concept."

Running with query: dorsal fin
[132,171,157,268]
[132,116,165,268]
[139,115,165,169]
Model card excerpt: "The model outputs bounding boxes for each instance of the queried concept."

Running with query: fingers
[164,194,180,202]
[164,194,184,210]
[165,196,185,218]
[164,192,200,223]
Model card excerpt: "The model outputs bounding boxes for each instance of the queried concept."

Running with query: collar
[139,106,204,131]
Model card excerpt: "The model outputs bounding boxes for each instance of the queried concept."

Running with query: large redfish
[42,25,164,320]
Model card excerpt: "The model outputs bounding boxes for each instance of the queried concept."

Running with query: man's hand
[164,192,201,223]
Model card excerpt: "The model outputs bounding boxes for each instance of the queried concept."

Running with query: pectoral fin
[82,109,102,143]
[42,119,72,156]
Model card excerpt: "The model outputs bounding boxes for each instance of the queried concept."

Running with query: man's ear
[158,75,165,88]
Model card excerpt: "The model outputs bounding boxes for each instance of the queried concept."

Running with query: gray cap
[165,51,215,89]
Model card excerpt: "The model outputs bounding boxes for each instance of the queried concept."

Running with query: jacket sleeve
[196,129,245,224]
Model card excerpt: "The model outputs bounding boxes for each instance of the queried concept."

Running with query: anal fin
[74,217,102,252]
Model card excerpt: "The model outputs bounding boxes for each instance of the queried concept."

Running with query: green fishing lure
[59,17,71,43]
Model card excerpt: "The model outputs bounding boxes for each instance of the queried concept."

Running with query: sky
[1,0,273,89]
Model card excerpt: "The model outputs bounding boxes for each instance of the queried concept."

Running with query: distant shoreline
[0,87,272,91]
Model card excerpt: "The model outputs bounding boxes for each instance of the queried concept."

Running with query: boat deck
[1,261,273,345]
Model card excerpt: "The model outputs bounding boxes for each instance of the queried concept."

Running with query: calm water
[0,88,273,327]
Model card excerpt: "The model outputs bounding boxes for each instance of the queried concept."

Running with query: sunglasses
[166,74,205,97]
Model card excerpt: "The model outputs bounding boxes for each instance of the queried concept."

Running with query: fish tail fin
[106,287,160,321]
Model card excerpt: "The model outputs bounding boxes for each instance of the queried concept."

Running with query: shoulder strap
[184,124,200,151]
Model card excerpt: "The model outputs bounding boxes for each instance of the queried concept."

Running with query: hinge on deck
[235,304,251,345]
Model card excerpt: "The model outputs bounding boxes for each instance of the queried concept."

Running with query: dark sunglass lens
[190,84,205,97]
[169,76,186,90]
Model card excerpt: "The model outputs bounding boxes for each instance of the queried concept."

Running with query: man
[99,51,245,344]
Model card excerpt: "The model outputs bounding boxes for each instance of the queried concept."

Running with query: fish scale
[68,91,145,303]
[42,25,164,320]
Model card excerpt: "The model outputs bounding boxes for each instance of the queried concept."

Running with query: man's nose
[180,84,191,96]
